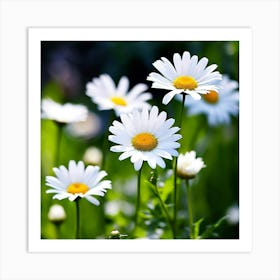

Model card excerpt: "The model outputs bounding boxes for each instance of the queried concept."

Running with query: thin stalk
[134,166,142,234]
[186,179,194,239]
[55,122,64,166]
[154,184,175,238]
[100,112,114,237]
[101,112,114,170]
[54,224,60,239]
[75,198,80,239]
[173,93,186,238]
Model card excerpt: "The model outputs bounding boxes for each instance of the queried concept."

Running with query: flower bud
[108,229,128,239]
[83,146,103,166]
[148,170,158,186]
[177,151,206,179]
[48,204,66,225]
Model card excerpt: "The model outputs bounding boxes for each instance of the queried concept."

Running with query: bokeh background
[41,41,239,239]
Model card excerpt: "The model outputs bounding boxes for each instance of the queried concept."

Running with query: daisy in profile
[42,98,89,165]
[46,160,111,206]
[147,51,222,105]
[108,106,182,171]
[86,74,152,115]
[186,75,239,126]
[41,98,88,123]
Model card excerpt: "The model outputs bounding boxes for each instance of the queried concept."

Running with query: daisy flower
[109,106,182,171]
[147,51,222,105]
[41,98,88,123]
[46,160,112,206]
[186,75,239,126]
[86,74,152,115]
[177,151,206,179]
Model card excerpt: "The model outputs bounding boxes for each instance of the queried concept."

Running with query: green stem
[55,122,64,166]
[101,112,114,170]
[75,198,80,239]
[173,93,186,238]
[100,112,114,237]
[134,166,142,235]
[55,223,61,239]
[154,184,175,238]
[186,179,194,239]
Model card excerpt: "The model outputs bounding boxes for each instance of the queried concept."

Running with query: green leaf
[160,173,174,202]
[201,216,227,239]
[193,218,204,239]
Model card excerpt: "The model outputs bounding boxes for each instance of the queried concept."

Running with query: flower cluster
[42,49,239,239]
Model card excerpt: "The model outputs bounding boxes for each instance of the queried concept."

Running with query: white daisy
[147,51,222,105]
[108,106,182,171]
[177,151,206,179]
[186,75,239,126]
[86,74,152,115]
[46,160,112,206]
[41,98,88,123]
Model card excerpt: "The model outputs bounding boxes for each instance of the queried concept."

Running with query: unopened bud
[48,204,66,225]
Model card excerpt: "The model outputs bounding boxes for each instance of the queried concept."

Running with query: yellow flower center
[203,90,219,103]
[132,132,158,151]
[110,96,127,106]
[67,183,89,194]
[173,76,198,90]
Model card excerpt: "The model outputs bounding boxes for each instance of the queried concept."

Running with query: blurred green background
[41,41,239,239]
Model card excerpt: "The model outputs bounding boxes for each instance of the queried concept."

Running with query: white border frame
[1,0,279,279]
[28,27,252,253]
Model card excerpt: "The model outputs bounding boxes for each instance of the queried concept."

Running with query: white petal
[173,53,183,75]
[154,149,173,160]
[100,74,116,94]
[110,145,131,153]
[85,196,100,206]
[120,113,137,135]
[89,170,108,187]
[53,166,70,186]
[162,90,180,105]
[52,192,71,200]
[151,82,174,91]
[147,157,157,169]
[182,51,191,73]
[119,150,135,160]
[134,159,143,171]
[46,176,65,190]
[117,76,129,95]
[69,194,78,201]
[68,160,77,182]
[127,83,148,100]
[147,72,172,84]
[155,156,166,168]
[187,91,202,100]
[131,151,143,163]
